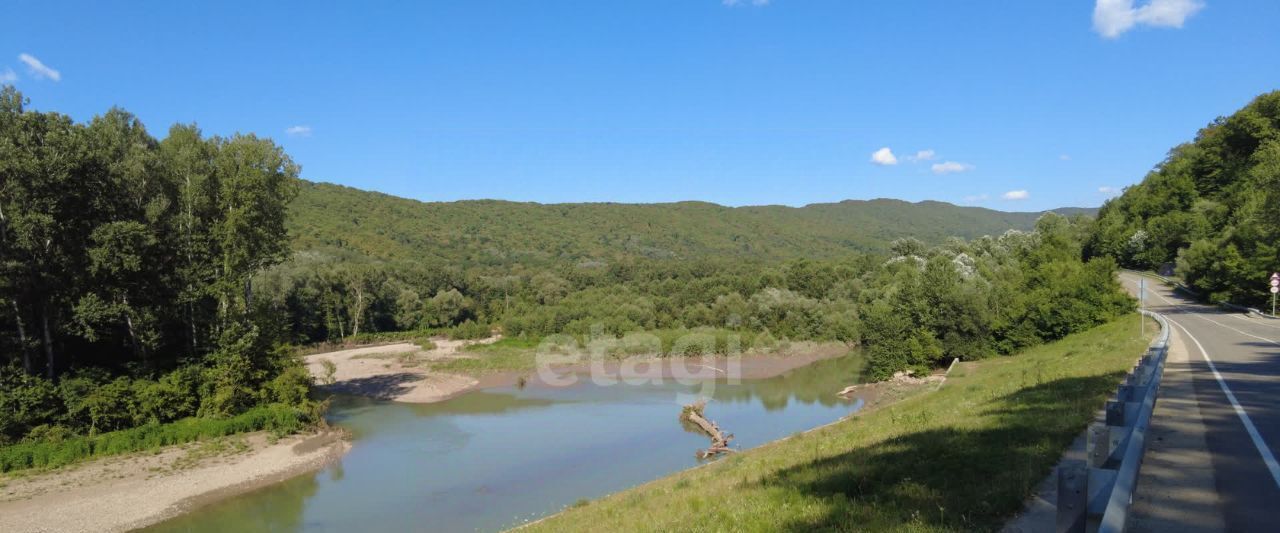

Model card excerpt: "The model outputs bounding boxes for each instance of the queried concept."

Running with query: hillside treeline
[0,87,315,446]
[1087,91,1280,304]
[289,181,1092,265]
[261,214,1132,380]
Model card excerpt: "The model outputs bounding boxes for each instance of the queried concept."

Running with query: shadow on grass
[755,374,1126,532]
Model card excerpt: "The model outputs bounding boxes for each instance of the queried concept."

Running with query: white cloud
[17,53,60,81]
[1059,154,1072,161]
[931,161,974,174]
[285,125,313,137]
[0,68,15,84]
[870,147,898,166]
[1099,186,1119,195]
[963,194,990,203]
[1093,0,1204,39]
[1002,190,1030,201]
[907,149,936,162]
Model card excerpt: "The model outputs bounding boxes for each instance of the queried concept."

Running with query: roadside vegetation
[523,316,1153,532]
[1088,90,1280,306]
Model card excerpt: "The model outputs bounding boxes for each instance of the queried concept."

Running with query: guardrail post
[1057,460,1088,533]
[1116,384,1135,402]
[1105,400,1125,426]
[1087,423,1110,468]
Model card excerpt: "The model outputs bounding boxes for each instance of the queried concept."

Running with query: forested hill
[1087,90,1280,305]
[289,181,1096,265]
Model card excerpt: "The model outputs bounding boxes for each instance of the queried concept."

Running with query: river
[145,353,867,532]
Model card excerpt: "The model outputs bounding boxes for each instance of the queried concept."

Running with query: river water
[145,354,866,532]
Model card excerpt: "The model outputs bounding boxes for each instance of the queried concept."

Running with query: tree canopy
[1086,90,1280,305]
[0,86,312,445]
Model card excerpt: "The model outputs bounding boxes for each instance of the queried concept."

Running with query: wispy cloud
[0,68,15,84]
[285,125,313,137]
[17,53,60,81]
[870,147,898,166]
[723,0,770,6]
[907,149,936,162]
[931,161,974,175]
[1093,0,1204,39]
[1059,154,1072,161]
[1002,190,1030,201]
[1099,186,1120,196]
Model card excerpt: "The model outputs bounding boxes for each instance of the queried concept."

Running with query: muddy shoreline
[0,430,350,533]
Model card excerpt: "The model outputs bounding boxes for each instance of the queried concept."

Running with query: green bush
[0,370,61,446]
[447,320,491,340]
[0,403,309,473]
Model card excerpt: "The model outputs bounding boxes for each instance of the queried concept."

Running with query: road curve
[1121,273,1280,532]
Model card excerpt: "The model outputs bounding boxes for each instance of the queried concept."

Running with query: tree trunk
[351,285,364,338]
[121,294,147,364]
[188,301,198,356]
[11,299,30,374]
[40,302,55,380]
[333,303,346,340]
[681,400,735,458]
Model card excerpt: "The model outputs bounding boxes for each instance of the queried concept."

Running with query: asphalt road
[1121,273,1280,532]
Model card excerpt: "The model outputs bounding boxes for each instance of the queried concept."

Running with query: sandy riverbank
[0,430,350,533]
[304,336,502,403]
[306,337,853,404]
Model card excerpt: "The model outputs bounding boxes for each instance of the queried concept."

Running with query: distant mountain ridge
[288,180,1097,265]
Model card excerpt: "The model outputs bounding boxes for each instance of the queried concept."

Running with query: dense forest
[1087,90,1280,305]
[0,84,1132,456]
[261,208,1133,381]
[290,180,1094,264]
[0,87,315,449]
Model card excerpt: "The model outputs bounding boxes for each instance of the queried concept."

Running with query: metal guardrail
[1056,310,1170,533]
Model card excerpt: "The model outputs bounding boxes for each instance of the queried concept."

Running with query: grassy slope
[522,315,1151,532]
[289,181,1096,264]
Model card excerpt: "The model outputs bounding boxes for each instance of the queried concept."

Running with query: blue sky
[2,1,1277,211]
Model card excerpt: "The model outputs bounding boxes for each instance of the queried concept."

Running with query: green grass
[0,403,310,473]
[432,337,543,374]
[522,315,1153,532]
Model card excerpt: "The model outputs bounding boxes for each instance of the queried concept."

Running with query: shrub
[447,320,491,340]
[0,403,310,473]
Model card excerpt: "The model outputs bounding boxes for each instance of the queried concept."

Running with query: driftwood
[681,399,735,459]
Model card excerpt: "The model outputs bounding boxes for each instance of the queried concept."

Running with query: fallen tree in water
[680,400,734,459]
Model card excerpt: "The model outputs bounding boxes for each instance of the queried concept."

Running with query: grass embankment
[522,315,1153,532]
[0,404,309,473]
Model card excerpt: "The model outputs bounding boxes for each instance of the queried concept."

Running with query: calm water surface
[146,354,866,532]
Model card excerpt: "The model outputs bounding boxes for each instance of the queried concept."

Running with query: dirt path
[0,430,350,533]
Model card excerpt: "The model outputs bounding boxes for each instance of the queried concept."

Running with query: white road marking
[1123,275,1280,345]
[1167,318,1280,490]
[1228,312,1280,332]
